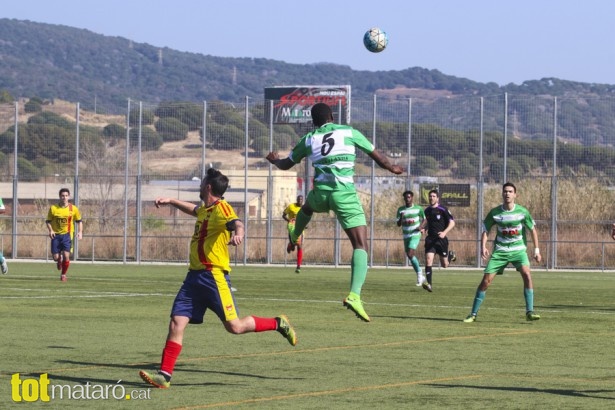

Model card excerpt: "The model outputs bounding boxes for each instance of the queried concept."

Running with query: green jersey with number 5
[289,123,374,191]
[484,204,535,253]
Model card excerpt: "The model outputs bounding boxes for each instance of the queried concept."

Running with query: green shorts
[403,235,421,251]
[306,189,366,230]
[484,249,530,275]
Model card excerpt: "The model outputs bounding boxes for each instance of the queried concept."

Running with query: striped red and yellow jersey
[46,203,82,236]
[188,199,238,274]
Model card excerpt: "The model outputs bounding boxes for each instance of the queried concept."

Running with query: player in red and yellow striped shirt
[139,168,297,389]
[46,188,83,281]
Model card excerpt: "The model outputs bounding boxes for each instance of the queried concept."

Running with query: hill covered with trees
[1,18,615,182]
[2,18,615,108]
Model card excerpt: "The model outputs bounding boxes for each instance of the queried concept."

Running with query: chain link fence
[1,94,614,269]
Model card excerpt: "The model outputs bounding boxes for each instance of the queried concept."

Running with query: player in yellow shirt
[46,188,83,282]
[283,194,304,273]
[139,168,297,389]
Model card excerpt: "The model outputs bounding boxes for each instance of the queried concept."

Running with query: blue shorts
[171,270,238,324]
[51,233,72,254]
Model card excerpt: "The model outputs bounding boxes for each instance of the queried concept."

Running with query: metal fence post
[11,101,18,259]
[135,101,143,263]
[267,99,274,264]
[73,102,80,259]
[122,99,131,263]
[243,96,249,265]
[477,97,485,267]
[550,96,558,269]
[369,94,377,267]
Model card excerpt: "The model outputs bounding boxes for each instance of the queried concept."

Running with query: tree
[24,97,43,113]
[155,102,203,131]
[155,117,189,142]
[0,90,14,103]
[415,155,438,175]
[129,127,163,151]
[103,123,126,139]
[17,157,40,181]
[129,108,154,126]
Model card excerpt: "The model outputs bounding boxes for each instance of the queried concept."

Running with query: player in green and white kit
[267,103,404,322]
[396,190,425,286]
[464,182,541,322]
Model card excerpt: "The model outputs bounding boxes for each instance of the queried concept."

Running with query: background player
[46,188,83,282]
[418,189,455,292]
[463,182,541,322]
[396,190,425,286]
[283,194,304,273]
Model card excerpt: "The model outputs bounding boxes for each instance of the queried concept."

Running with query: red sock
[252,316,277,332]
[160,340,182,376]
[62,260,70,275]
[297,248,303,268]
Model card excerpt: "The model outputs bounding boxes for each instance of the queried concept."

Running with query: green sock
[292,209,311,241]
[350,249,368,296]
[471,290,486,315]
[411,256,421,274]
[524,288,534,312]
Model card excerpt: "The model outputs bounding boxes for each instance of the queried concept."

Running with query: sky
[3,0,615,86]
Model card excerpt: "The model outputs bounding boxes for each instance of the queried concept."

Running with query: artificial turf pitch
[1,262,614,409]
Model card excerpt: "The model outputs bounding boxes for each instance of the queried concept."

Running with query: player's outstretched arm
[266,152,295,170]
[368,149,404,174]
[155,197,197,216]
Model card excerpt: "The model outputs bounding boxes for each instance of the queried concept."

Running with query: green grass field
[1,262,614,409]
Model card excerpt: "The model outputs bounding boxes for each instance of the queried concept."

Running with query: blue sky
[3,0,614,86]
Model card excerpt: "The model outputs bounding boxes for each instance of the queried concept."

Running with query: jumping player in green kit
[267,103,404,322]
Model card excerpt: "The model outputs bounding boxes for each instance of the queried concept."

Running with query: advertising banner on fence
[419,183,471,207]
[264,85,351,124]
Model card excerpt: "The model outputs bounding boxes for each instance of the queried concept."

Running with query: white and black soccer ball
[363,27,388,53]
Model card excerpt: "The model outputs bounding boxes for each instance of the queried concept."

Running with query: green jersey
[396,205,424,238]
[484,204,535,253]
[289,123,375,191]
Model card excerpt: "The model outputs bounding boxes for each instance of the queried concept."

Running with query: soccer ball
[363,27,388,53]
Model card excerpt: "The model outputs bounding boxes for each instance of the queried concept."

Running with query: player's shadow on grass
[46,372,232,388]
[373,314,461,322]
[541,304,615,312]
[44,373,146,387]
[427,383,615,400]
[56,359,302,381]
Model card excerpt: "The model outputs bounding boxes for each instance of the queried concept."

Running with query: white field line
[2,283,614,316]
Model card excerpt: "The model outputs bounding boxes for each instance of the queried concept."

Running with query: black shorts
[425,236,449,257]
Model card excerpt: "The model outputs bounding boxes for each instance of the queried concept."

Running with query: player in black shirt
[418,190,456,292]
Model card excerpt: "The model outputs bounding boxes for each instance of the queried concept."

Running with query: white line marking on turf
[2,290,614,316]
[0,291,173,299]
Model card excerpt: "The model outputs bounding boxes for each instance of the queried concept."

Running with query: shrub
[155,117,189,142]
